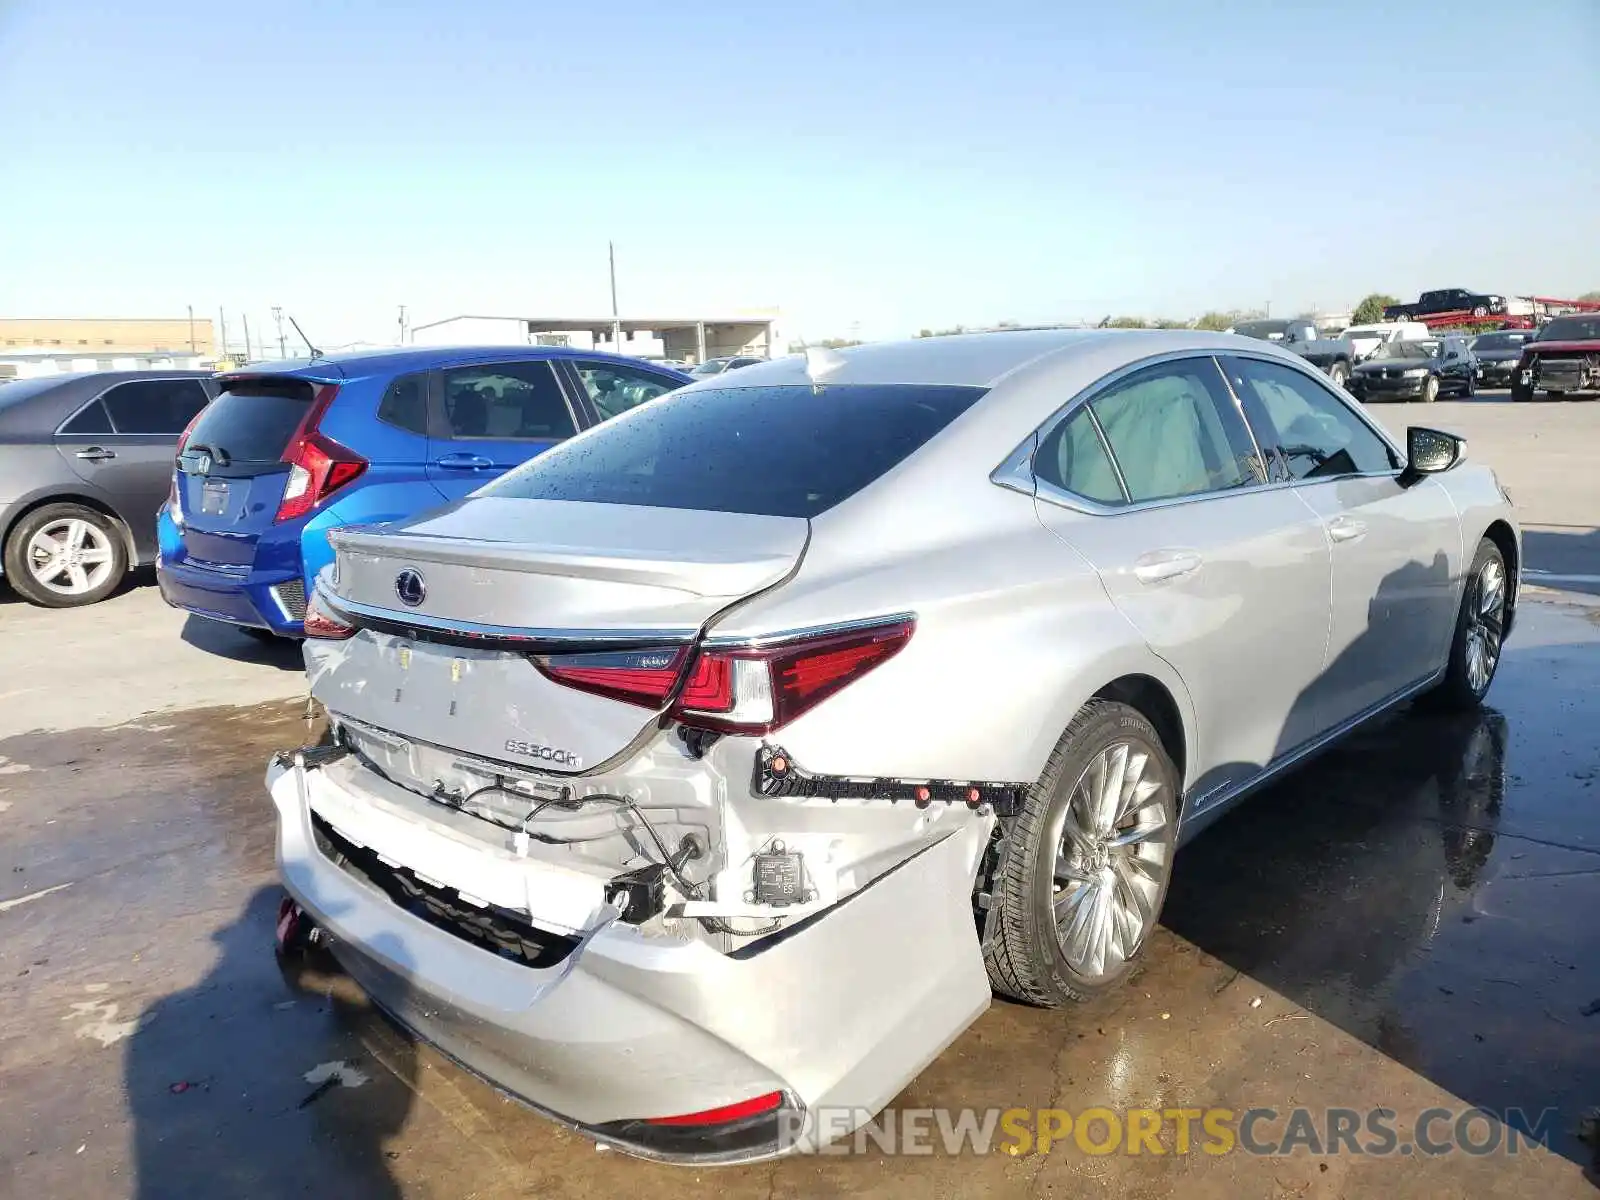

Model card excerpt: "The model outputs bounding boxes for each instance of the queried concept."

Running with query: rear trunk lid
[310,497,810,772]
[173,371,337,565]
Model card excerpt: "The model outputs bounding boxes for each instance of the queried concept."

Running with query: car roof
[220,345,691,384]
[694,329,1277,390]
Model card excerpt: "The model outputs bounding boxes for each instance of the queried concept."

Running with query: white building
[407,312,780,366]
[0,348,212,381]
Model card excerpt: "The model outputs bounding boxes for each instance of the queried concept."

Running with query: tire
[1419,375,1440,404]
[1510,382,1533,403]
[1430,538,1509,710]
[2,502,128,608]
[1327,360,1350,387]
[1471,305,1488,318]
[984,700,1179,1007]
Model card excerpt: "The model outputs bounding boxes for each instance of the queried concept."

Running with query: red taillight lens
[275,385,365,523]
[534,647,689,708]
[302,592,356,640]
[175,405,205,455]
[532,618,914,734]
[673,618,915,734]
[645,1091,783,1127]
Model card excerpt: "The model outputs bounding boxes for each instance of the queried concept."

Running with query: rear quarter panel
[1440,462,1520,603]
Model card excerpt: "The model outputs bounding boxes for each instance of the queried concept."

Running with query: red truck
[1511,313,1600,402]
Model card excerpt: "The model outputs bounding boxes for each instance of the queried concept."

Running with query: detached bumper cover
[269,757,993,1162]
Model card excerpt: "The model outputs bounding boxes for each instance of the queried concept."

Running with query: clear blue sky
[2,0,1596,346]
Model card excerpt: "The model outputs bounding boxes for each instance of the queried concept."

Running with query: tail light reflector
[535,648,690,708]
[303,592,356,640]
[645,1091,783,1127]
[275,384,366,523]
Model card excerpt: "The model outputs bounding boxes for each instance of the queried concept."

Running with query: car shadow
[180,614,305,671]
[125,887,415,1198]
[1164,548,1600,1168]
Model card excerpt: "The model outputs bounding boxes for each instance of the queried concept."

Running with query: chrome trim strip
[1083,404,1130,502]
[326,593,699,647]
[987,433,1037,496]
[702,610,918,650]
[1181,668,1445,828]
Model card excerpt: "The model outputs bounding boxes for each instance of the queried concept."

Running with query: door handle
[1327,516,1368,544]
[1133,549,1203,585]
[434,453,495,470]
[75,447,116,462]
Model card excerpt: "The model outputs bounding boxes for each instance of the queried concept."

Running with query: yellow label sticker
[398,647,411,670]
[452,659,463,683]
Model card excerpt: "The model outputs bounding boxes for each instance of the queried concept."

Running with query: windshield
[688,361,726,375]
[1372,340,1437,361]
[1471,332,1530,352]
[1538,316,1600,341]
[483,383,985,518]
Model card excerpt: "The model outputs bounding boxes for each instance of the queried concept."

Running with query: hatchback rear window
[184,377,316,469]
[484,383,985,518]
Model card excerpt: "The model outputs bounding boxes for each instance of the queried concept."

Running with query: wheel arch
[1481,518,1519,634]
[1,489,137,576]
[1092,674,1190,806]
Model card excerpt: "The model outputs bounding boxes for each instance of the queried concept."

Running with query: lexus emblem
[394,568,426,608]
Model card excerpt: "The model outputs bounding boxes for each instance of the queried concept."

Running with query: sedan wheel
[984,700,1179,1006]
[1420,375,1440,403]
[1432,539,1509,709]
[2,502,128,608]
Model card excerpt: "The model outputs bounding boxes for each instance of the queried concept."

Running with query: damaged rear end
[269,381,998,1161]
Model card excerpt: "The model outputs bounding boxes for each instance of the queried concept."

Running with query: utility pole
[187,304,195,352]
[398,304,407,345]
[218,308,229,362]
[242,313,253,361]
[272,307,286,358]
[608,240,621,354]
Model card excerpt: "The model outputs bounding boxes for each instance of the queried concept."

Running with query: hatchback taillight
[275,384,366,523]
[302,591,356,640]
[533,618,914,734]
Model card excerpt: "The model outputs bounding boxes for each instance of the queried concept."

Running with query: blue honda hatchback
[156,346,689,636]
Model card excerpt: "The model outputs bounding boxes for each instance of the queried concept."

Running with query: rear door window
[60,400,114,435]
[485,383,984,517]
[1084,358,1263,503]
[571,361,681,422]
[101,378,210,434]
[440,361,576,440]
[183,377,317,473]
[1035,408,1124,505]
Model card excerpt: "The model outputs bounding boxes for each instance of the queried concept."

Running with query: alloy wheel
[1048,740,1174,980]
[26,518,115,597]
[1465,556,1506,694]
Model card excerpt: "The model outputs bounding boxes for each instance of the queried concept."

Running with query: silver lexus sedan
[268,330,1518,1162]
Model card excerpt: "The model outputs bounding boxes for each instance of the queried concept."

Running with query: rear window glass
[185,377,315,466]
[484,383,985,517]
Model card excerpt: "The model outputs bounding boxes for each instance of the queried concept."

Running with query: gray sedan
[270,330,1518,1160]
[0,371,214,606]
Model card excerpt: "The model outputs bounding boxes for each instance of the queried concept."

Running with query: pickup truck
[1227,319,1356,386]
[1383,289,1508,322]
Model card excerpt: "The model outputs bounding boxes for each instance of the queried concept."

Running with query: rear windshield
[184,377,315,467]
[1538,316,1600,342]
[483,383,986,518]
[1471,332,1529,351]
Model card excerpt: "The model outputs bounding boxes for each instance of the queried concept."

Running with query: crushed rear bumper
[268,755,993,1162]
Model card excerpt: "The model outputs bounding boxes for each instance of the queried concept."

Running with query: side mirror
[1401,426,1464,485]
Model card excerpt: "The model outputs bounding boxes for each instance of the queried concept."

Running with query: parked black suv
[1383,289,1508,321]
[1469,330,1537,389]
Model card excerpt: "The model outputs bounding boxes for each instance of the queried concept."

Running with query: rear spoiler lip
[323,591,699,656]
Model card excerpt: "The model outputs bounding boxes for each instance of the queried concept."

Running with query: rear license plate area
[201,480,230,515]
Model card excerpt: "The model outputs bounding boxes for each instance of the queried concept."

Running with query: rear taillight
[175,406,205,455]
[275,384,366,523]
[535,647,690,708]
[302,591,356,640]
[169,407,209,512]
[532,618,914,734]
